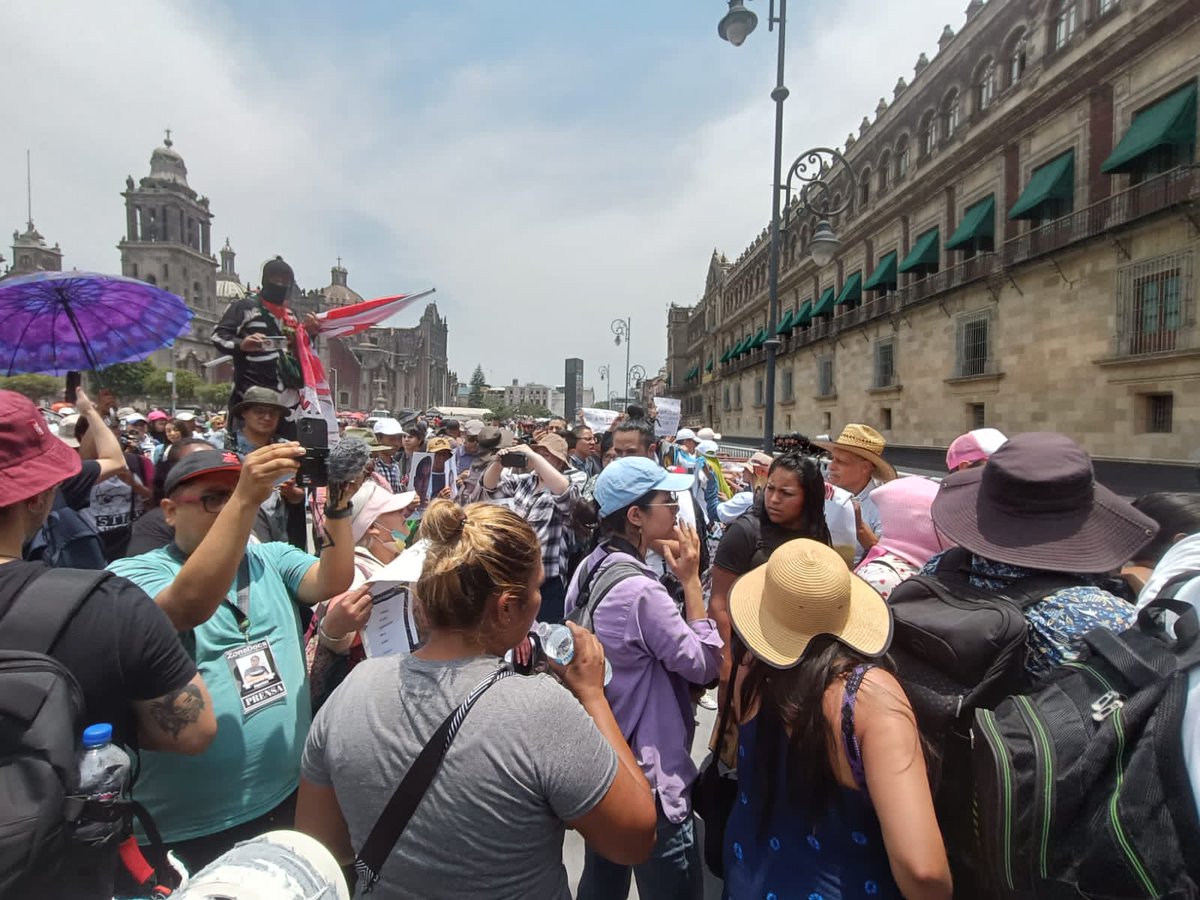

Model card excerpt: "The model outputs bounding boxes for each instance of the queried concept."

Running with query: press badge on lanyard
[217,554,287,718]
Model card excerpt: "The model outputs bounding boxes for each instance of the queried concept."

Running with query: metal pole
[170,349,178,415]
[763,0,787,452]
[623,318,631,408]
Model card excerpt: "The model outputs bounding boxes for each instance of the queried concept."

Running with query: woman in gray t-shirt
[297,500,656,899]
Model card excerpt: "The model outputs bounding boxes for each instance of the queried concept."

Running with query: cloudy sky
[3,0,971,394]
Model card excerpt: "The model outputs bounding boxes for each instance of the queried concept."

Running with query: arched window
[975,58,997,111]
[895,139,910,180]
[859,168,872,207]
[942,90,960,140]
[1007,28,1028,86]
[878,151,891,193]
[920,111,938,156]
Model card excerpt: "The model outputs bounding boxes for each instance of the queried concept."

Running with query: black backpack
[0,567,111,895]
[887,547,1079,740]
[970,570,1200,898]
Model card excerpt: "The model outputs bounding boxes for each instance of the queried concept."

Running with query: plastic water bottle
[76,723,130,845]
[534,623,613,686]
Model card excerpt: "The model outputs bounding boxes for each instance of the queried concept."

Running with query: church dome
[322,263,363,307]
[149,134,189,186]
[216,278,246,299]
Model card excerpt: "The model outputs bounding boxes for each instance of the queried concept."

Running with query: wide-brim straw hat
[730,538,892,668]
[812,423,896,482]
[931,432,1158,573]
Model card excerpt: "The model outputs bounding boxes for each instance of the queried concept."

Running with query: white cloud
[1,0,970,393]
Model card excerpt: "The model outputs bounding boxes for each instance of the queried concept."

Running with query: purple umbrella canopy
[0,270,194,376]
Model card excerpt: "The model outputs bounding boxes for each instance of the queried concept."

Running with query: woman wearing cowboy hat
[722,539,951,900]
[813,424,896,564]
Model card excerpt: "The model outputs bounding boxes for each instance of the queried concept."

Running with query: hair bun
[420,499,467,544]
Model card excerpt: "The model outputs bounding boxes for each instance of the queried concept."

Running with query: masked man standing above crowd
[212,256,318,437]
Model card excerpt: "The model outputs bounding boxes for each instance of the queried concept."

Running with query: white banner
[655,397,681,437]
[581,407,620,433]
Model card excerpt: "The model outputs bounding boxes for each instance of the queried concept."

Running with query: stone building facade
[5,221,63,278]
[668,0,1198,473]
[117,134,220,377]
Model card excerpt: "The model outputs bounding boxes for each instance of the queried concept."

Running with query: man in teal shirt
[109,442,356,872]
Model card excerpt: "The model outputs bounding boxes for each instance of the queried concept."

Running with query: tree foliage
[89,360,157,400]
[196,382,235,409]
[468,364,487,406]
[0,374,62,405]
[143,368,202,402]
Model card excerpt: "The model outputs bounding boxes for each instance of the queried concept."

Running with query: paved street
[563,698,723,899]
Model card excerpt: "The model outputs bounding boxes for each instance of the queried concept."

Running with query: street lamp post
[628,364,646,406]
[597,364,611,408]
[718,0,855,450]
[611,318,631,409]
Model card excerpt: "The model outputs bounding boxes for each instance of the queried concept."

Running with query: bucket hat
[931,432,1158,573]
[56,414,82,449]
[427,436,454,455]
[534,433,570,466]
[232,386,289,415]
[0,391,82,505]
[730,538,892,668]
[812,424,896,482]
[349,481,419,544]
[344,426,386,452]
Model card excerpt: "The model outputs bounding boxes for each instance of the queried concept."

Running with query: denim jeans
[576,804,704,900]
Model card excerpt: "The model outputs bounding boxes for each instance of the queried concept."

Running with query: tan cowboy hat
[812,424,897,482]
[729,539,892,668]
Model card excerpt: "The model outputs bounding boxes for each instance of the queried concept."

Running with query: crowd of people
[2,260,1198,899]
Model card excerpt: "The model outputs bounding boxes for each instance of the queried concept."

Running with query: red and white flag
[316,289,435,338]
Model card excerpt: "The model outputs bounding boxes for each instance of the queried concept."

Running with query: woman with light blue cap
[565,457,725,900]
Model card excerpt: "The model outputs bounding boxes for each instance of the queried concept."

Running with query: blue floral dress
[723,665,900,900]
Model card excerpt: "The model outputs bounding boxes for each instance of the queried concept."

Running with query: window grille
[969,402,986,430]
[1146,394,1173,433]
[782,369,794,401]
[1115,251,1193,356]
[818,356,835,397]
[955,309,993,377]
[873,339,896,388]
[1054,3,1078,49]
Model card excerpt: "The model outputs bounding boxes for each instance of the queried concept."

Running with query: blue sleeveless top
[722,665,901,900]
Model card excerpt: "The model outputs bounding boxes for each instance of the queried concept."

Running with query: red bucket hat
[0,390,82,506]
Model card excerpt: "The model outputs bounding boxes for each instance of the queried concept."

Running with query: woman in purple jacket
[565,457,725,900]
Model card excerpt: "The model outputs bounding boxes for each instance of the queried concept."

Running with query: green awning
[863,252,898,292]
[898,228,940,273]
[734,336,749,356]
[750,327,768,349]
[705,359,713,373]
[719,347,732,363]
[1102,81,1197,174]
[811,287,836,318]
[835,271,863,306]
[1008,150,1075,220]
[775,309,795,334]
[945,195,996,250]
[794,299,813,326]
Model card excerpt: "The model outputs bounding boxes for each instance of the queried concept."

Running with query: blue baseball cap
[594,457,694,518]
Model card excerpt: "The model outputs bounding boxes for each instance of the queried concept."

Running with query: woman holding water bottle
[296,500,656,900]
[564,456,725,900]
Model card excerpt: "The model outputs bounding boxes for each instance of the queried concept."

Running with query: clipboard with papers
[360,539,429,657]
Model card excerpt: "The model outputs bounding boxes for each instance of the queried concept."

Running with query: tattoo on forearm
[149,684,205,739]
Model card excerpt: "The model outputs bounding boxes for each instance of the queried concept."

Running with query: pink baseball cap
[945,428,1007,472]
[147,409,170,422]
[349,481,419,543]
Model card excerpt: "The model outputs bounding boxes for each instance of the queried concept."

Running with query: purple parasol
[0,270,194,376]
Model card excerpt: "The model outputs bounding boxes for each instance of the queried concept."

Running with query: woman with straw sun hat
[721,539,951,900]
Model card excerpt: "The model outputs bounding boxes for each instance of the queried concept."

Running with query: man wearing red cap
[0,390,217,899]
[107,442,356,872]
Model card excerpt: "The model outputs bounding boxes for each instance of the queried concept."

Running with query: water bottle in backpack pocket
[970,570,1200,899]
[75,723,131,845]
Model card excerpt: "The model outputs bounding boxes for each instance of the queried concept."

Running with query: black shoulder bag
[354,665,514,893]
[691,657,741,879]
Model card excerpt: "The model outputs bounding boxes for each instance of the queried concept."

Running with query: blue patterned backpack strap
[840,663,876,795]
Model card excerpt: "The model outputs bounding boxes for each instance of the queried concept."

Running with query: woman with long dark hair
[723,539,951,899]
[709,453,831,679]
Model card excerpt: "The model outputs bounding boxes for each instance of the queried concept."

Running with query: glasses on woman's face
[644,491,680,512]
[174,490,234,514]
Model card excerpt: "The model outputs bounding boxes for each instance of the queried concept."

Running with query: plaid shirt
[375,454,403,493]
[483,472,576,579]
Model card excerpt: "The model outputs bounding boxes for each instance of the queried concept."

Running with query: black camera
[500,449,526,470]
[296,418,329,487]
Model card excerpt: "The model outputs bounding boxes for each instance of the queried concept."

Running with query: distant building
[549,385,595,418]
[117,133,219,378]
[668,0,1198,479]
[504,380,552,409]
[5,220,63,279]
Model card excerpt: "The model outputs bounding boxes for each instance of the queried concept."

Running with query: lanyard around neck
[166,543,252,638]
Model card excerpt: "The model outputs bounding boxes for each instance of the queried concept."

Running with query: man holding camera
[212,256,318,434]
[480,433,577,622]
[108,443,356,874]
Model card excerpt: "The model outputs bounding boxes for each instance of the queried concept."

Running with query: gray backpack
[565,556,642,631]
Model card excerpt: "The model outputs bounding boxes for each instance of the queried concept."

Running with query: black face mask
[261,282,290,303]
